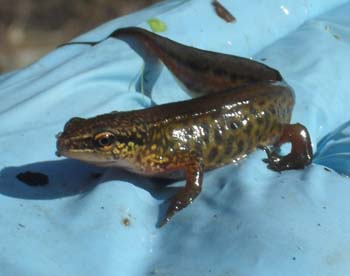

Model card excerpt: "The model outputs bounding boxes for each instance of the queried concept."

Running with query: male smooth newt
[56,27,313,226]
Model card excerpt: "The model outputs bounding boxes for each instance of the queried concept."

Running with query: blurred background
[0,0,162,73]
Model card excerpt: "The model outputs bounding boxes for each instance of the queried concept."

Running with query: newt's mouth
[55,140,116,164]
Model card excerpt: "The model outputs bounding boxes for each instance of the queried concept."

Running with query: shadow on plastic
[0,159,178,201]
[314,120,350,177]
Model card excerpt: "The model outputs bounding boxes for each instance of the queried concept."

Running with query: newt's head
[56,113,146,167]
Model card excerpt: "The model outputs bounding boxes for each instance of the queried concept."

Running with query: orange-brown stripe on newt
[56,27,313,227]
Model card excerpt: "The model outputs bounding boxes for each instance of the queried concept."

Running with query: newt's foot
[158,187,201,227]
[262,123,313,172]
[263,150,311,171]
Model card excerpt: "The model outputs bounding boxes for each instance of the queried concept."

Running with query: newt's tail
[58,27,283,98]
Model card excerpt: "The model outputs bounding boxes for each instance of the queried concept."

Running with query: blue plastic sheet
[1,1,350,275]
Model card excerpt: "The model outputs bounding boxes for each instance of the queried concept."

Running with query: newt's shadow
[0,159,178,202]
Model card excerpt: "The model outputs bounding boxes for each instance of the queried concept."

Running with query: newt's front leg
[263,123,313,171]
[159,154,203,227]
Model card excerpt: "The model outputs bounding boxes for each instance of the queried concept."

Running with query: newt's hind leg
[262,123,313,171]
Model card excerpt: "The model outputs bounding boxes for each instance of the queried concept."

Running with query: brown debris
[212,0,236,23]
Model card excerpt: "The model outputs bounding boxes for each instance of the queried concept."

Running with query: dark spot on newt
[208,147,218,162]
[253,126,261,140]
[121,133,145,146]
[187,83,205,95]
[214,129,223,143]
[187,60,209,72]
[16,171,49,186]
[237,139,244,154]
[224,141,233,156]
[245,123,253,136]
[250,106,258,115]
[269,104,277,115]
[264,111,270,122]
[230,73,238,82]
[213,67,227,76]
[257,116,264,126]
[136,154,142,165]
[194,142,203,156]
[18,223,25,228]
[163,47,179,61]
[268,118,275,132]
[202,124,210,143]
[324,167,331,172]
[258,99,266,106]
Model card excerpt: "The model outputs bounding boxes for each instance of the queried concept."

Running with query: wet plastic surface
[0,0,350,275]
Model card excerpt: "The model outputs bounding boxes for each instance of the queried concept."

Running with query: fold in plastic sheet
[0,1,350,275]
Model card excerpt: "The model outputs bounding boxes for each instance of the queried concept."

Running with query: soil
[0,0,161,73]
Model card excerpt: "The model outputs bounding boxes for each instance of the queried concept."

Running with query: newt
[56,27,313,226]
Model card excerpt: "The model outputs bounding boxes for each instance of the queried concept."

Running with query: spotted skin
[56,27,313,226]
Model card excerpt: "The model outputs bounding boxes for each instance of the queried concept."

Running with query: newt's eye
[94,132,115,150]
